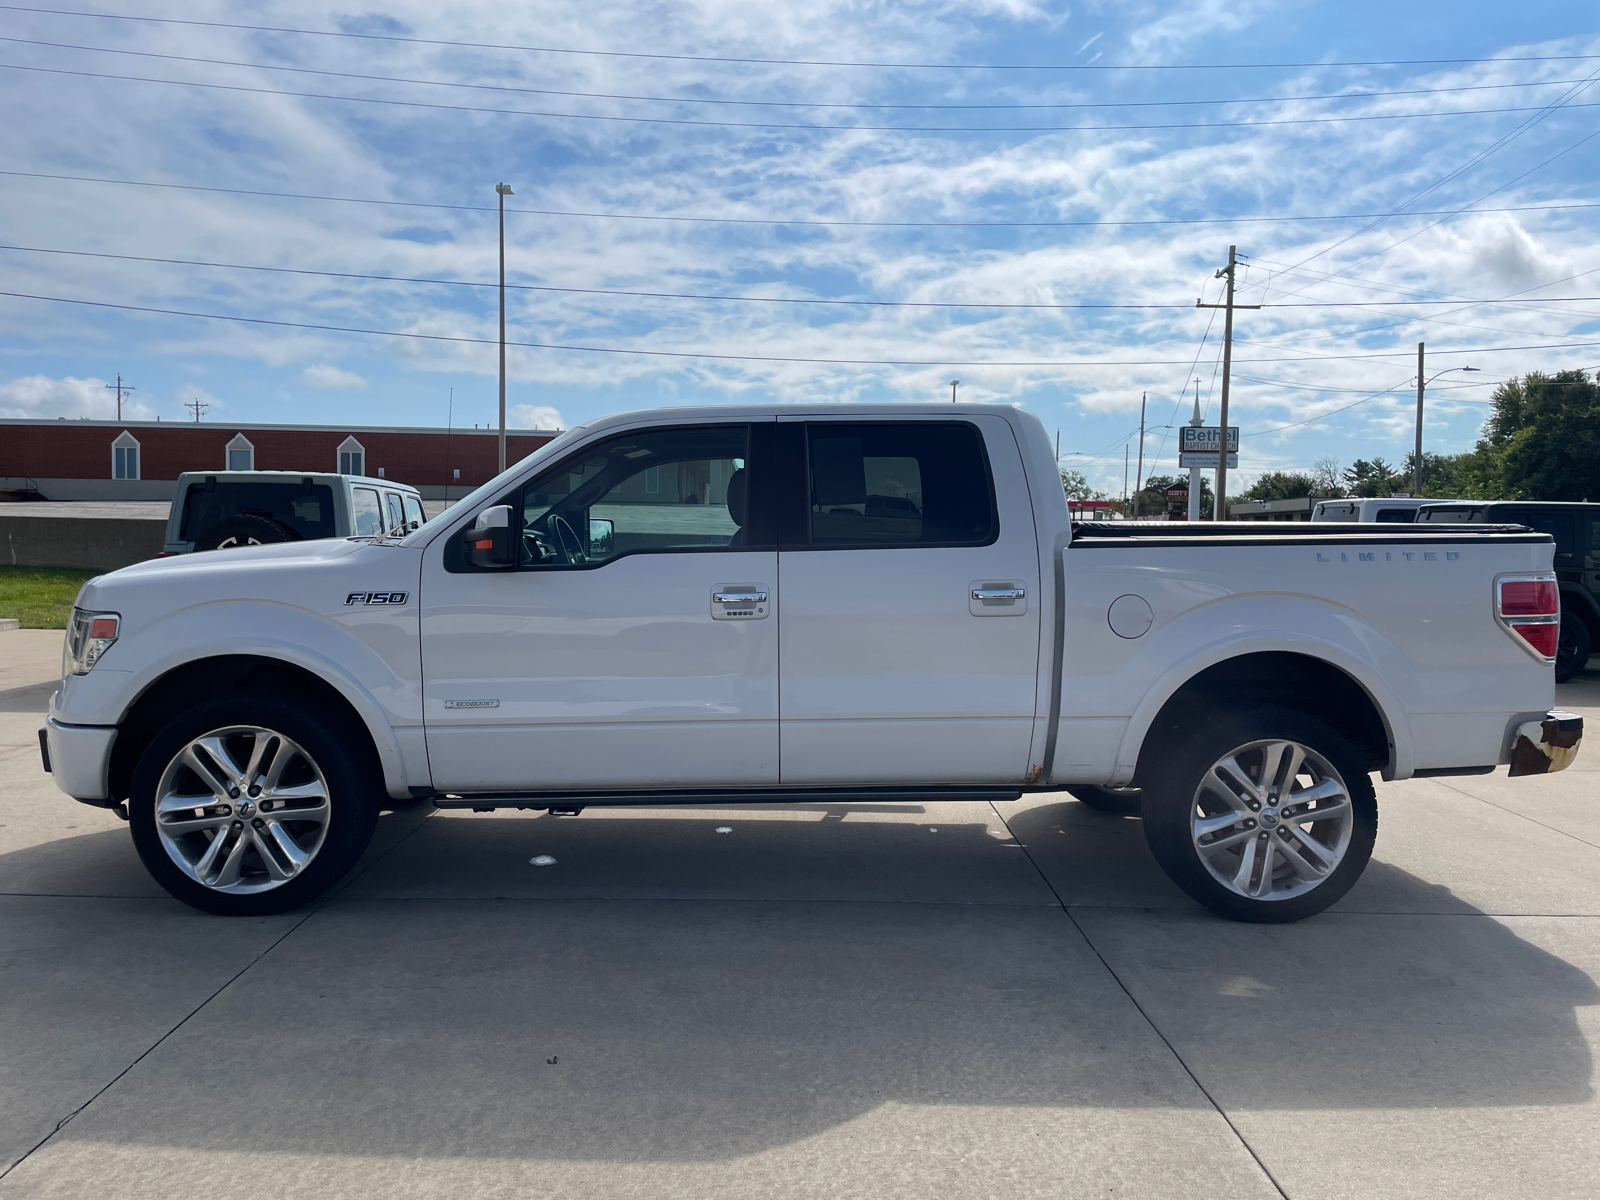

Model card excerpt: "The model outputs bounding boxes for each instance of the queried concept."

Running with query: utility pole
[1414,342,1425,496]
[1123,445,1129,507]
[1196,246,1261,519]
[183,397,208,423]
[445,387,454,502]
[495,181,514,474]
[950,379,959,403]
[105,374,135,420]
[1133,391,1146,518]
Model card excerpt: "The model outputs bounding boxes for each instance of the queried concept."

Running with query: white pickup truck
[40,404,1581,922]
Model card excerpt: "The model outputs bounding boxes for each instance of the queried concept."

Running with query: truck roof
[174,470,421,494]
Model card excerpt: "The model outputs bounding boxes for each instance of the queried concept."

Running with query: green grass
[0,566,101,628]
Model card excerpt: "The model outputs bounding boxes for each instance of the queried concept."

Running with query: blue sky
[1,0,1596,494]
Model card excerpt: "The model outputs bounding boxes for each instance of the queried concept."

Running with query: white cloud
[0,374,156,420]
[511,403,565,430]
[302,363,370,389]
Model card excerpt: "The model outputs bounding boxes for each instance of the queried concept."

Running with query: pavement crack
[1431,778,1600,853]
[0,806,436,1181]
[988,801,1293,1200]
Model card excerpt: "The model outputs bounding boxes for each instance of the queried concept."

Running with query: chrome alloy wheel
[154,725,332,894]
[1189,738,1354,902]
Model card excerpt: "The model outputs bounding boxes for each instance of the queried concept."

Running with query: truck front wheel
[127,695,379,915]
[1140,707,1377,923]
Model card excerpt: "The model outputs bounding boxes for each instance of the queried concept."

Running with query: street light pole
[495,182,514,474]
[1413,342,1479,495]
[950,379,959,403]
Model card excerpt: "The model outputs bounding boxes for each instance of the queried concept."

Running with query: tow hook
[1509,711,1583,776]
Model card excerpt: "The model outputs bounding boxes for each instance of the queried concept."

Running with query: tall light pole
[949,379,959,403]
[1413,341,1478,494]
[496,181,514,474]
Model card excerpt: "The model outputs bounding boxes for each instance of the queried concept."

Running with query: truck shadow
[1,804,1594,1165]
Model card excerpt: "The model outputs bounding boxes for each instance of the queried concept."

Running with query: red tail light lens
[1500,579,1558,616]
[1512,623,1559,658]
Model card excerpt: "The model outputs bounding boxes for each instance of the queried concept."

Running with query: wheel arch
[108,654,401,803]
[1123,647,1402,786]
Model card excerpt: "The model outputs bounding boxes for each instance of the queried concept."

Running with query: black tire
[1555,613,1592,684]
[1065,785,1142,814]
[194,514,299,552]
[128,695,380,916]
[1140,706,1378,923]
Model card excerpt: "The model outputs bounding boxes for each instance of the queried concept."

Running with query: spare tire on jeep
[193,514,300,551]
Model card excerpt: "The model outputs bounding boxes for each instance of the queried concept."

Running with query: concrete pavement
[1,626,1596,1198]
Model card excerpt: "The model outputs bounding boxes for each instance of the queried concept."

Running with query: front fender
[52,600,418,798]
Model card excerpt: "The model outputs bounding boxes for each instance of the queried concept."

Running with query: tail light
[1497,575,1559,663]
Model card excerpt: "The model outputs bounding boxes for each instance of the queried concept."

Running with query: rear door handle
[971,587,1025,602]
[714,591,768,605]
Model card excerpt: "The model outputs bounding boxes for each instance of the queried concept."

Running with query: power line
[6,288,1599,366]
[6,168,1598,231]
[8,243,1600,313]
[11,62,1596,134]
[6,35,1591,112]
[5,6,1596,71]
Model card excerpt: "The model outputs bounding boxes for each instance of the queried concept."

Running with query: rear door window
[351,487,384,537]
[802,423,995,548]
[403,495,425,532]
[1505,511,1576,557]
[179,480,336,541]
[384,492,406,536]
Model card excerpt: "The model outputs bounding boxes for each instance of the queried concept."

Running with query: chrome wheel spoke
[1190,736,1355,903]
[155,724,331,896]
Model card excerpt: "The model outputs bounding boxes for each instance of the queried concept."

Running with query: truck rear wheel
[1140,707,1377,923]
[127,695,379,915]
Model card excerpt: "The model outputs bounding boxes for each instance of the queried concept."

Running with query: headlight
[64,608,120,675]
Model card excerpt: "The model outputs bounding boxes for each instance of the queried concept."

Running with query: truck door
[775,417,1042,784]
[419,421,779,793]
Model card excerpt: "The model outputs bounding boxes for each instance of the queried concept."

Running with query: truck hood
[75,538,416,625]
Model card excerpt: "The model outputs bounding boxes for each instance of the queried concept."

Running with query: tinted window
[517,425,752,567]
[1504,511,1575,556]
[180,481,336,541]
[351,487,383,537]
[384,492,405,535]
[403,495,424,532]
[804,423,994,547]
[1375,508,1415,523]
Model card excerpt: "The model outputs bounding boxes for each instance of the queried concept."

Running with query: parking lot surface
[1,627,1596,1199]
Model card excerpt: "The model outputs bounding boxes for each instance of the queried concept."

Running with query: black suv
[1417,501,1600,682]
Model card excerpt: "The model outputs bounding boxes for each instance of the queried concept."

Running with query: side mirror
[588,518,614,558]
[465,505,515,569]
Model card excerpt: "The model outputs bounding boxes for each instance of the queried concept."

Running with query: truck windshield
[179,481,336,541]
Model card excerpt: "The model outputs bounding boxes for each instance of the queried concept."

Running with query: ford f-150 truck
[40,404,1582,923]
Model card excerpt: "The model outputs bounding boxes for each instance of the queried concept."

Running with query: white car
[41,405,1581,922]
[1310,497,1444,523]
[162,470,426,554]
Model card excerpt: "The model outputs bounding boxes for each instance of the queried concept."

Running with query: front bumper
[41,716,118,804]
[1508,710,1583,777]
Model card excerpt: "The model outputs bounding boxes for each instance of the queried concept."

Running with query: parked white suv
[163,471,425,554]
[43,405,1581,923]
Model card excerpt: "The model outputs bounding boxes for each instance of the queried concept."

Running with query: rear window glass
[403,495,424,532]
[351,488,384,537]
[1375,508,1416,523]
[180,481,335,541]
[805,423,995,547]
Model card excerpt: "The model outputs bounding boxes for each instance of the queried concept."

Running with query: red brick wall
[0,423,555,488]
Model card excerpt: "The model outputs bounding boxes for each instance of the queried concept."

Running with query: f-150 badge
[346,591,409,605]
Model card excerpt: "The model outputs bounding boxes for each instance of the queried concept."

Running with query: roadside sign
[1179,452,1238,468]
[1180,426,1239,454]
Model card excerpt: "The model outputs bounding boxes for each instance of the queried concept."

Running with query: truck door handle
[971,587,1025,602]
[714,591,767,605]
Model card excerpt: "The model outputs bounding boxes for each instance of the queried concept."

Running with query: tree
[1311,457,1345,497]
[1130,472,1213,518]
[1342,458,1402,498]
[1470,369,1600,501]
[1060,468,1103,501]
[1243,471,1318,502]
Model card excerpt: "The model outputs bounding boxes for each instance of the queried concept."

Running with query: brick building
[0,418,559,501]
